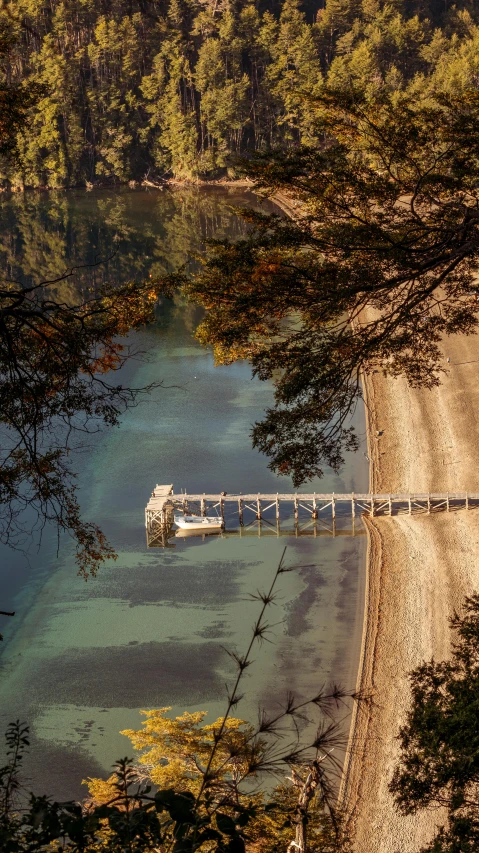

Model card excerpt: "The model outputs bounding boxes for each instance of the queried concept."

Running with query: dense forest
[1,0,479,186]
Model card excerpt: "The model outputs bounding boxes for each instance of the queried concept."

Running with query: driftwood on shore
[141,178,164,189]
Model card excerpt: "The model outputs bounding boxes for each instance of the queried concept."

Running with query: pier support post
[146,487,479,547]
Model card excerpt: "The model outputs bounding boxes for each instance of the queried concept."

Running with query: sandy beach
[342,331,479,852]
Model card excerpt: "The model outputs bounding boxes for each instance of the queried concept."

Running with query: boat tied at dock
[145,484,479,547]
[173,514,223,532]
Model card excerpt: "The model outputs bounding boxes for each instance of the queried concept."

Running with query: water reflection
[0,186,264,288]
[149,518,366,548]
[0,188,368,801]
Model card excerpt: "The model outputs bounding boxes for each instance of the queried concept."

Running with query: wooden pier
[145,486,479,546]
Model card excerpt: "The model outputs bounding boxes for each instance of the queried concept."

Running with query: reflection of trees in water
[0,187,262,299]
[154,294,204,337]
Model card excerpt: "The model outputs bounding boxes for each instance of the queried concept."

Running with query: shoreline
[337,371,378,823]
[0,177,257,195]
[337,371,384,835]
[246,194,479,850]
[340,334,479,852]
[0,178,296,221]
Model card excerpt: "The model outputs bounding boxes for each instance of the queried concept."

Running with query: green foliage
[4,0,479,184]
[0,23,43,163]
[1,0,322,185]
[0,752,345,851]
[390,595,479,853]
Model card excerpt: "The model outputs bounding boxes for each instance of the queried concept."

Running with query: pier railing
[145,487,479,546]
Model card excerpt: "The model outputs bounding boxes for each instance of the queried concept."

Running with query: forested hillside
[2,0,479,186]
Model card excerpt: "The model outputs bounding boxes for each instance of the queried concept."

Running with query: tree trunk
[287,761,323,853]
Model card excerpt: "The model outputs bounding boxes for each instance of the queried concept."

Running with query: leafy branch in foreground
[0,552,362,851]
[182,88,479,485]
[0,28,181,577]
[0,266,177,576]
[390,594,479,853]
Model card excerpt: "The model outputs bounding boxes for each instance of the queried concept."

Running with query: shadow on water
[0,187,369,800]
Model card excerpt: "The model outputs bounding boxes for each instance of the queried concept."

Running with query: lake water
[0,187,368,800]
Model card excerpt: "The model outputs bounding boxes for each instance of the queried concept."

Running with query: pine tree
[2,0,479,183]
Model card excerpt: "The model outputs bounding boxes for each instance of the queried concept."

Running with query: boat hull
[173,515,223,532]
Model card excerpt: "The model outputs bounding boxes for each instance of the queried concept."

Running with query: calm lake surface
[0,187,368,799]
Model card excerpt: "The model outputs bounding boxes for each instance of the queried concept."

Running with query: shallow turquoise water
[0,188,368,799]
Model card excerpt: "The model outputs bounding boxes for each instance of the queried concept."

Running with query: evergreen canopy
[4,0,479,185]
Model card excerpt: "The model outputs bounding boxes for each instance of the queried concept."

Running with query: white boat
[174,527,221,539]
[173,514,223,532]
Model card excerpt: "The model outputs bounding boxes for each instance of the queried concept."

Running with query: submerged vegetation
[3,1,479,185]
[0,554,357,852]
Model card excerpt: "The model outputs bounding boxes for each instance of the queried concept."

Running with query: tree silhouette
[391,595,479,853]
[183,89,479,484]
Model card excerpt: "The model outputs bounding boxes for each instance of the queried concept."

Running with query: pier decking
[145,486,479,546]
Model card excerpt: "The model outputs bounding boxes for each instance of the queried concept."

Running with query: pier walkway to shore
[145,487,479,546]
